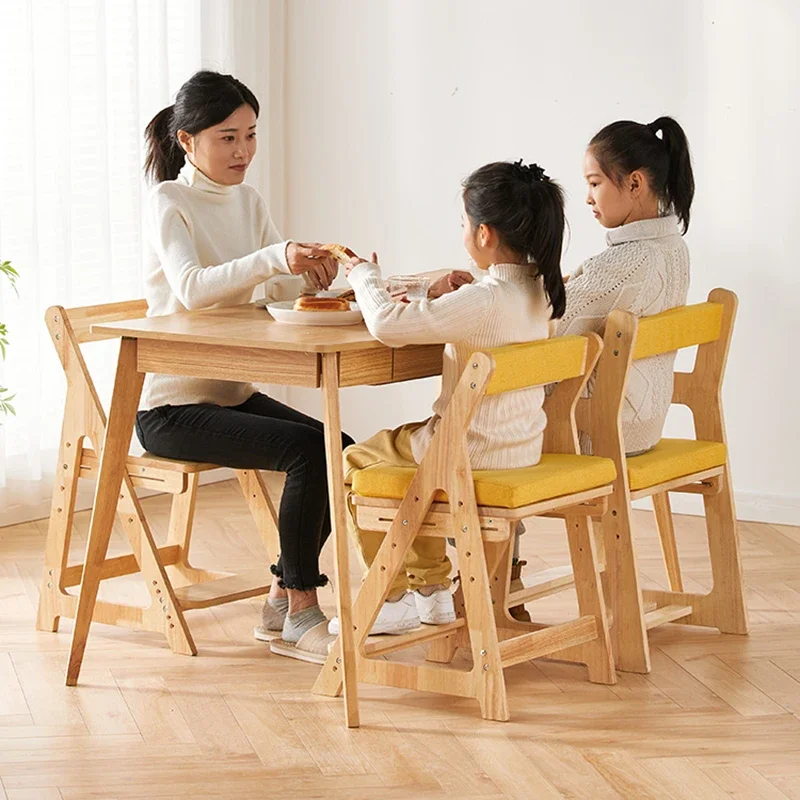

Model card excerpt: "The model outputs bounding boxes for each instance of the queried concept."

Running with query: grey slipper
[269,621,336,665]
[254,599,287,643]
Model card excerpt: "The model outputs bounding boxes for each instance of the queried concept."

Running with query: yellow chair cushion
[627,438,727,491]
[352,454,617,510]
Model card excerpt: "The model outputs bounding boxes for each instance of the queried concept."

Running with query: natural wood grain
[2,481,799,797]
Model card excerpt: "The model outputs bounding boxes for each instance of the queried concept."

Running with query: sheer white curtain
[0,0,285,525]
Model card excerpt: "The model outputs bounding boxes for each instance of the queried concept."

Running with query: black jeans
[135,392,354,591]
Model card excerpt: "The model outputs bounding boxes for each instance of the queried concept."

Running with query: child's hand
[428,270,474,299]
[345,251,379,278]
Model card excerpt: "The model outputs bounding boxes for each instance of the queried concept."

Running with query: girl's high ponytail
[463,161,566,319]
[144,105,183,184]
[648,116,695,233]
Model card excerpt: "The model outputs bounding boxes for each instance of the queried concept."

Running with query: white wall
[281,0,799,524]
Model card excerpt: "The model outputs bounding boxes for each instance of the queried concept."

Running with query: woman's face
[178,104,258,185]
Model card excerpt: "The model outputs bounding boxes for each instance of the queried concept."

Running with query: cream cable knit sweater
[348,262,551,470]
[556,215,690,454]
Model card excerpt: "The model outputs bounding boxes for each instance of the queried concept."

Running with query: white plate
[262,300,363,326]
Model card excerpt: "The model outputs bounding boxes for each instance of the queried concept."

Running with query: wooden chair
[36,300,281,657]
[313,334,617,721]
[587,288,748,674]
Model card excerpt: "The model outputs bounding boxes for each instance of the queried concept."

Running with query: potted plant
[0,259,18,417]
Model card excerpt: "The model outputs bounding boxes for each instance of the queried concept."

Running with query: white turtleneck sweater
[347,262,552,470]
[557,215,690,454]
[142,157,300,410]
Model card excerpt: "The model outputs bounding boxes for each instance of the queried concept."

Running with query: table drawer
[392,345,444,383]
[339,348,394,387]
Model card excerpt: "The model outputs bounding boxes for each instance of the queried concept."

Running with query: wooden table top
[91,303,386,354]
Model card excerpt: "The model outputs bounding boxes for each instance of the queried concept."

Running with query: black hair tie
[513,159,549,182]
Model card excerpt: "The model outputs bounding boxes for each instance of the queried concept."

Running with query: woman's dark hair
[144,70,260,184]
[589,116,695,233]
[462,160,566,319]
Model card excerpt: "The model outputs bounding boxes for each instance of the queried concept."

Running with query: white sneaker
[328,593,421,636]
[414,586,456,624]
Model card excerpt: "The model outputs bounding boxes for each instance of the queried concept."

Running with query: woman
[136,70,351,663]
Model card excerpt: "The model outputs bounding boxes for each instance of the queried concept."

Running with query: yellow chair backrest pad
[633,302,723,360]
[484,336,587,396]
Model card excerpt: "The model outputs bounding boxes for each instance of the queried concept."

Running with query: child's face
[584,150,637,229]
[178,104,258,186]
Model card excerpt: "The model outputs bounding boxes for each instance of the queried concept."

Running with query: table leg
[318,352,359,727]
[66,338,144,686]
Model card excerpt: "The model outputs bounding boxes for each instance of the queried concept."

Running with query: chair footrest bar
[644,604,693,629]
[362,619,465,657]
[506,565,574,606]
[172,569,268,610]
[62,545,182,587]
[499,616,598,669]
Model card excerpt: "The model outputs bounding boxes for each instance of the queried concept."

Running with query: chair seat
[627,438,727,491]
[352,454,617,509]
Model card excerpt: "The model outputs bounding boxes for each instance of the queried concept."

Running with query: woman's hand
[344,251,379,278]
[286,242,339,290]
[427,270,474,299]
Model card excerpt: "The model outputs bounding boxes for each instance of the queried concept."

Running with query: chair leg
[165,473,201,588]
[602,492,650,674]
[36,430,83,633]
[236,469,281,564]
[565,513,616,685]
[653,492,683,592]
[704,467,748,634]
[453,498,509,721]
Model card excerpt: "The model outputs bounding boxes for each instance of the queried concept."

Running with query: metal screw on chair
[616,331,622,338]
[47,582,52,589]
[470,382,476,389]
[480,649,487,656]
[402,519,408,526]
[483,664,489,671]
[472,362,478,368]
[462,525,468,532]
[613,350,619,356]
[55,333,60,340]
[336,657,342,664]
[53,315,59,323]
[48,569,53,576]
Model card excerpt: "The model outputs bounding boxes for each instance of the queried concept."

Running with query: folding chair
[313,334,617,721]
[588,288,748,673]
[36,300,281,656]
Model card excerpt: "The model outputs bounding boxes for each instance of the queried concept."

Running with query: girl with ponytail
[137,70,354,664]
[321,160,566,636]
[558,116,695,456]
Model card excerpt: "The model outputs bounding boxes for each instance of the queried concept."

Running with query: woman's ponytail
[590,115,695,233]
[463,161,566,319]
[144,105,183,184]
[648,116,695,233]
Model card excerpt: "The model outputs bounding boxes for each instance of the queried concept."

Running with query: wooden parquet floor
[2,477,800,799]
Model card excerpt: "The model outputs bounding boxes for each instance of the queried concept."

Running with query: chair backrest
[45,300,149,435]
[425,333,603,471]
[589,288,737,462]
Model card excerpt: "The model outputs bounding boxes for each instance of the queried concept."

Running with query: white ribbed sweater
[556,215,690,454]
[142,157,301,410]
[347,262,551,470]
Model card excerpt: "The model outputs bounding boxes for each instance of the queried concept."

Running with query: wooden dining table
[64,301,443,728]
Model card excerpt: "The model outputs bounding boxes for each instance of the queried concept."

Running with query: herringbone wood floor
[2,476,800,799]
